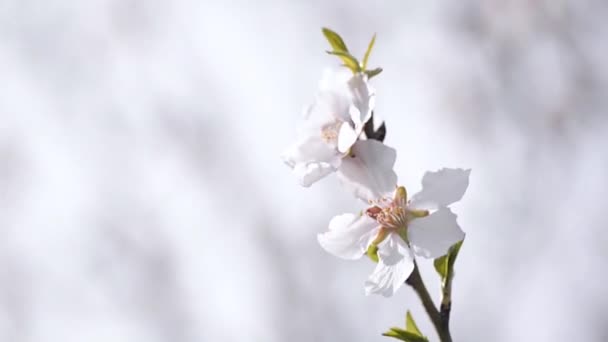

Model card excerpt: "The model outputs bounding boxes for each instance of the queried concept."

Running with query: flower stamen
[376,205,408,230]
[320,121,342,144]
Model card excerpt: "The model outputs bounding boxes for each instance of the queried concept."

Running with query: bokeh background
[1,1,608,341]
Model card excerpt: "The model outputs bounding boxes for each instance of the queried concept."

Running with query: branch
[439,268,453,335]
[406,262,452,342]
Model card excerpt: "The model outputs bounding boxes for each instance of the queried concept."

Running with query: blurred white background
[1,0,608,341]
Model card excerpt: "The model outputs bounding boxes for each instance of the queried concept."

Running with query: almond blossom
[282,68,396,198]
[318,168,470,297]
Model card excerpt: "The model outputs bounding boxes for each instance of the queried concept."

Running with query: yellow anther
[410,209,429,218]
[395,186,407,203]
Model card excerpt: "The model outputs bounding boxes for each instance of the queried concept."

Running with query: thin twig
[439,269,453,335]
[406,262,452,342]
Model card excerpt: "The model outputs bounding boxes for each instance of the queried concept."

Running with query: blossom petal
[299,105,332,133]
[408,207,465,259]
[336,140,397,201]
[409,168,471,210]
[364,233,414,297]
[281,135,341,187]
[315,68,354,122]
[312,91,351,124]
[337,123,358,153]
[348,73,375,127]
[318,214,380,260]
[291,162,335,187]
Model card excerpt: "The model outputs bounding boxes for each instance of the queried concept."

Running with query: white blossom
[282,68,395,196]
[318,168,470,297]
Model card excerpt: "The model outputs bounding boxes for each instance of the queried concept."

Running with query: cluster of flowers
[282,29,470,297]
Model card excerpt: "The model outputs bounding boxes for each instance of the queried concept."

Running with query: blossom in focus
[282,68,396,199]
[318,168,471,297]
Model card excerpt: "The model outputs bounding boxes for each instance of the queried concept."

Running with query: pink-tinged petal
[409,168,471,210]
[318,214,380,260]
[408,207,465,259]
[364,233,414,297]
[337,123,358,153]
[336,140,397,202]
[281,135,341,187]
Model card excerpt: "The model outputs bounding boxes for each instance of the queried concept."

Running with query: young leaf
[322,27,349,53]
[434,254,448,280]
[433,239,464,282]
[382,327,429,342]
[365,67,383,79]
[326,51,361,73]
[405,311,423,336]
[362,33,376,70]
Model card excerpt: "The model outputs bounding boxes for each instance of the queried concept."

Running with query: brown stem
[439,267,454,337]
[406,262,452,342]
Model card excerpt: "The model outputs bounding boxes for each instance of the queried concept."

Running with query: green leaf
[433,239,464,281]
[405,311,423,336]
[326,50,361,73]
[383,312,429,342]
[434,255,448,280]
[362,33,376,70]
[382,327,429,342]
[365,67,383,79]
[366,244,379,263]
[321,27,349,53]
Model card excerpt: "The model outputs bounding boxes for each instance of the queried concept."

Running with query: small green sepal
[366,244,379,263]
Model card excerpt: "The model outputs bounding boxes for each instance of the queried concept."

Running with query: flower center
[367,204,408,231]
[366,204,409,246]
[320,121,342,144]
[365,187,430,245]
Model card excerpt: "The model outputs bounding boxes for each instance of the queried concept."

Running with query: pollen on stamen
[376,206,408,230]
[366,206,382,219]
[321,129,338,143]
